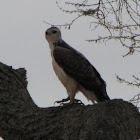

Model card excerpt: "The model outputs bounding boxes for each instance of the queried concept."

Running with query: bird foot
[73,99,84,104]
[54,98,84,105]
[55,97,70,104]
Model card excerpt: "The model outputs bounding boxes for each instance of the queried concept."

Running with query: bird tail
[81,88,110,104]
[90,90,110,103]
[96,89,110,102]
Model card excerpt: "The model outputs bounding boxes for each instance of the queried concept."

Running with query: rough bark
[0,62,139,140]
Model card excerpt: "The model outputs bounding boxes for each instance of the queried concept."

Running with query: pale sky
[0,0,139,109]
[0,1,140,139]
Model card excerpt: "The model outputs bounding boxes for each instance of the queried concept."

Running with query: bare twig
[129,93,140,111]
[43,15,82,29]
[116,75,140,87]
[56,0,140,56]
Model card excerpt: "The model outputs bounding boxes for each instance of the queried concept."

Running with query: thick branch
[0,62,140,140]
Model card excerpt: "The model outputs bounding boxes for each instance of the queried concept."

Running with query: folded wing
[53,42,110,101]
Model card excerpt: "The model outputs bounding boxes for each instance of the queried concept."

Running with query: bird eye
[46,31,48,35]
[52,30,57,34]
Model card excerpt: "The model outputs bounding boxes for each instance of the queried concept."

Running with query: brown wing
[53,41,110,101]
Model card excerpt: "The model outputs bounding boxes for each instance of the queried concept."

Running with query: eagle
[45,27,110,104]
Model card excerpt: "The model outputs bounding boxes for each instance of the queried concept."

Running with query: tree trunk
[0,62,139,140]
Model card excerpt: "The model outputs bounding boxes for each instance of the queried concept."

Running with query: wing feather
[53,42,106,93]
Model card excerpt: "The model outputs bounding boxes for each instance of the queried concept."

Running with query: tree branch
[0,62,140,140]
[55,0,140,56]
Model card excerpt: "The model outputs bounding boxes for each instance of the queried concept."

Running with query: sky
[0,1,140,139]
[0,0,140,107]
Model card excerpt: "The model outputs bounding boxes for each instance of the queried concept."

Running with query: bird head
[45,27,61,44]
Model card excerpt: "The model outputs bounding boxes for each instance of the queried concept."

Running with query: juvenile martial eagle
[45,27,110,104]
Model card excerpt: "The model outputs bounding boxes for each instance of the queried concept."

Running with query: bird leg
[55,96,70,104]
[55,96,84,105]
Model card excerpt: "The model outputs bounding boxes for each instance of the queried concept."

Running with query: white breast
[51,51,79,95]
[52,55,67,86]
